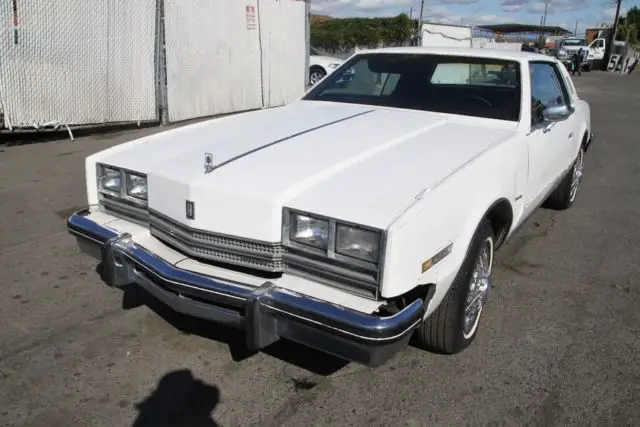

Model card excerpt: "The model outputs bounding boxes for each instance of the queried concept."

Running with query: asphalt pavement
[1,71,639,427]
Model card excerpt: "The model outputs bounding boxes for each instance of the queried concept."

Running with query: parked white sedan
[68,47,593,367]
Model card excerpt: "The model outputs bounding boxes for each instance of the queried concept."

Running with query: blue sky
[311,0,640,34]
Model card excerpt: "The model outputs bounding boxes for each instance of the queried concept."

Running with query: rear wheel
[545,148,584,210]
[414,219,494,354]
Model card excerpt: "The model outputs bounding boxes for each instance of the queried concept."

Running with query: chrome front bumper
[67,209,426,367]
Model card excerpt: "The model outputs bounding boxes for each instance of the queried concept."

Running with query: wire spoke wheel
[463,237,493,339]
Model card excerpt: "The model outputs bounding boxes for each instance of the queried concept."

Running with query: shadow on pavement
[132,369,220,427]
[121,284,350,376]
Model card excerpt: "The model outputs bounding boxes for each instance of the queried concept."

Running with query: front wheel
[309,67,326,86]
[414,219,494,354]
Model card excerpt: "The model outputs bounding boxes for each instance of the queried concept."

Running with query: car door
[523,61,576,212]
[588,38,605,61]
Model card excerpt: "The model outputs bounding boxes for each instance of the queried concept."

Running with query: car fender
[381,143,517,316]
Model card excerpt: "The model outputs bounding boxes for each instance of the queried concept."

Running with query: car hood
[95,101,516,241]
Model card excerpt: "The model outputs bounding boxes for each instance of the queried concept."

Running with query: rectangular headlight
[336,224,381,263]
[126,172,148,200]
[98,164,122,194]
[290,213,329,250]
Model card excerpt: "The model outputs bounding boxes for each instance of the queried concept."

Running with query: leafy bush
[311,14,415,51]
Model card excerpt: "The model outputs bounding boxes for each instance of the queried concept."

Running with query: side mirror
[543,104,571,122]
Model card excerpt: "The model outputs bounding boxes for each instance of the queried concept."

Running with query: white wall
[421,23,521,52]
[258,0,307,107]
[421,23,472,48]
[163,0,307,123]
[0,0,157,128]
[164,0,264,122]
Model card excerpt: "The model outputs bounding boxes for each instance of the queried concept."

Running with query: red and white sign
[246,5,256,30]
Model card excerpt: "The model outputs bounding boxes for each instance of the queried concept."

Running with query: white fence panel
[164,0,264,122]
[0,0,157,128]
[258,0,307,107]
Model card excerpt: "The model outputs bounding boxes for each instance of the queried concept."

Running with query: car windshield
[562,39,587,46]
[303,53,522,121]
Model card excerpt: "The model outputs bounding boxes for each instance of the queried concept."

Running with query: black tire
[309,66,326,86]
[414,219,494,354]
[544,148,584,210]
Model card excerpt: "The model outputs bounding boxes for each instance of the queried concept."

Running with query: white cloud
[500,0,526,13]
[311,0,412,15]
[600,4,628,21]
[421,5,503,26]
[527,0,588,15]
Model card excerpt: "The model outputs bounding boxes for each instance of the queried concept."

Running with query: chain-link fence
[0,0,158,132]
[0,0,309,135]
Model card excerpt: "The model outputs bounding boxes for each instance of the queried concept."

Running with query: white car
[68,47,593,367]
[309,46,345,85]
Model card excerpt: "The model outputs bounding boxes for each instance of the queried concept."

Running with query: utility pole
[602,0,623,70]
[542,0,549,27]
[574,20,578,36]
[417,0,425,46]
[409,5,412,20]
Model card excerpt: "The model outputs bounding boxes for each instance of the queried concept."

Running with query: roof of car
[355,46,557,63]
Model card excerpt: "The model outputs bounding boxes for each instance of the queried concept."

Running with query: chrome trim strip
[67,209,425,343]
[208,109,375,173]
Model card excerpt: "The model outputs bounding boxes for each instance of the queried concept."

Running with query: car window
[529,62,570,125]
[303,53,522,122]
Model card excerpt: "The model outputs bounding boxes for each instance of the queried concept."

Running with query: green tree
[310,14,414,51]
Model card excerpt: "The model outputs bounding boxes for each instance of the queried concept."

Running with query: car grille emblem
[186,200,195,220]
[204,152,214,174]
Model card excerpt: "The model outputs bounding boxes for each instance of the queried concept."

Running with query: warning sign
[246,5,256,30]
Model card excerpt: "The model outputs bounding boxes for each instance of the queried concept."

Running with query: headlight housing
[98,165,122,195]
[290,213,330,249]
[328,63,341,69]
[97,163,147,205]
[336,224,381,263]
[284,209,383,266]
[126,173,148,200]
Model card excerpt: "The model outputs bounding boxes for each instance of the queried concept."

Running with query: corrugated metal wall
[258,0,307,107]
[163,0,264,122]
[163,0,307,122]
[0,0,157,128]
[0,0,308,129]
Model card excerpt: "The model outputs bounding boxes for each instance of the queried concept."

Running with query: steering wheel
[461,94,492,107]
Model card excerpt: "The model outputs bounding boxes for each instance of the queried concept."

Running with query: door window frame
[528,60,573,128]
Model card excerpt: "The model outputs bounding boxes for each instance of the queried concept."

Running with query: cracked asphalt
[1,71,639,427]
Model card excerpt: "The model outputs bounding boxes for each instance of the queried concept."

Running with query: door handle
[568,132,573,139]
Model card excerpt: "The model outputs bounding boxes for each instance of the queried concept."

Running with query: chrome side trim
[208,109,375,173]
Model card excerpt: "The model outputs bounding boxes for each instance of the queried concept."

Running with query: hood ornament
[204,152,214,174]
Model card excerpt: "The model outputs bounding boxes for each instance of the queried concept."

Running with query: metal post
[417,0,424,46]
[154,0,168,125]
[542,0,549,27]
[305,0,310,90]
[602,0,623,71]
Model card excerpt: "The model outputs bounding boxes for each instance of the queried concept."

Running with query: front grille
[149,210,284,272]
[112,208,382,300]
[99,194,148,224]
